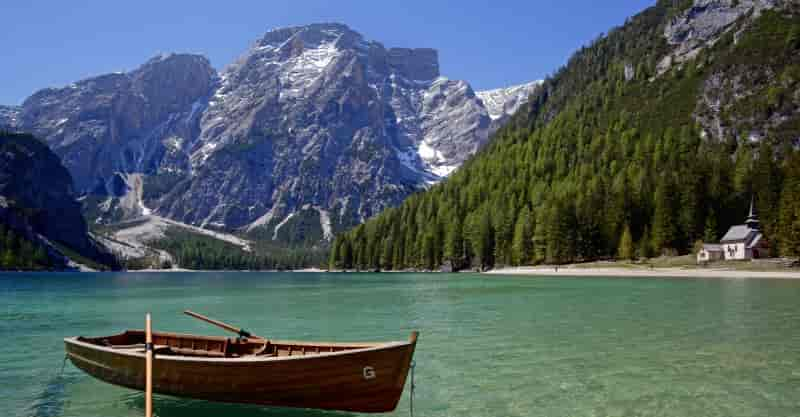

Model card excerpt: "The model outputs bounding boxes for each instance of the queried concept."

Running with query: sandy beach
[485,266,800,279]
[292,267,327,273]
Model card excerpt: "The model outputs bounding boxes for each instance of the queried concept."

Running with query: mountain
[330,0,800,271]
[0,105,19,130]
[0,132,117,270]
[476,81,543,131]
[8,24,538,245]
[18,54,217,193]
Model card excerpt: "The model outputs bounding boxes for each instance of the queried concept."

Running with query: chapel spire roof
[745,195,760,230]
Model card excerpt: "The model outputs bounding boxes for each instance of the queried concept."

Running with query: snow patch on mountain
[245,207,276,233]
[418,140,444,163]
[272,212,296,240]
[476,81,542,121]
[0,105,20,129]
[112,215,251,252]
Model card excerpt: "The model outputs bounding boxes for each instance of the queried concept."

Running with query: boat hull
[64,334,417,413]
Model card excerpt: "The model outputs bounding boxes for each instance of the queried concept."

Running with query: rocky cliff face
[18,54,216,192]
[656,0,799,145]
[658,0,781,73]
[477,81,542,132]
[0,105,19,130]
[10,24,538,242]
[0,133,116,268]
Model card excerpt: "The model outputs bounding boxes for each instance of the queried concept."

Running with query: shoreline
[484,266,800,279]
[112,267,329,273]
[6,265,800,279]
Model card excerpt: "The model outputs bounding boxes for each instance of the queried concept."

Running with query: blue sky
[0,1,654,105]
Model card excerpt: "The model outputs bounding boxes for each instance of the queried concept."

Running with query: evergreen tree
[493,203,515,266]
[511,207,533,266]
[329,237,342,269]
[704,209,719,242]
[421,231,436,270]
[733,146,754,195]
[471,209,495,270]
[618,224,634,260]
[443,217,464,269]
[532,210,548,264]
[341,239,354,269]
[638,226,653,259]
[778,154,800,257]
[652,177,678,254]
[380,237,394,270]
[4,229,16,253]
[787,25,800,50]
[1,249,13,269]
[753,141,782,254]
[546,199,576,264]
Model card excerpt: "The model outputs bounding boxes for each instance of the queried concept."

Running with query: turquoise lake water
[1,272,800,417]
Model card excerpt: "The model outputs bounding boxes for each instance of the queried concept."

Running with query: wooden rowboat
[64,312,419,413]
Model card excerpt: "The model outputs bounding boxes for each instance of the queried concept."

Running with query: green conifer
[618,224,634,261]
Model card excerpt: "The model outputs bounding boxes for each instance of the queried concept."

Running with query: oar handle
[184,310,255,339]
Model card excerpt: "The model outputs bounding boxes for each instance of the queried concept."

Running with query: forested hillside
[147,228,328,270]
[0,222,53,270]
[0,132,118,270]
[331,1,800,271]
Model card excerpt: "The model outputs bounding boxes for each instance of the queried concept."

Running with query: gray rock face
[387,48,440,81]
[416,78,491,177]
[0,133,115,267]
[476,81,542,132]
[658,0,779,73]
[655,0,794,144]
[14,23,537,241]
[0,105,20,129]
[17,54,216,191]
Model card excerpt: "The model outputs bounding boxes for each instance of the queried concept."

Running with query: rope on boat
[60,353,68,377]
[409,360,416,417]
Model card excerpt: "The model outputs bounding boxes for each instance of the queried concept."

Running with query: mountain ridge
[7,23,539,246]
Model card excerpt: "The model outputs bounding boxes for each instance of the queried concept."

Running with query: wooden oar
[145,313,153,417]
[183,310,260,339]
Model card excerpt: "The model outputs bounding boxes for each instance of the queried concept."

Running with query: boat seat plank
[111,344,171,353]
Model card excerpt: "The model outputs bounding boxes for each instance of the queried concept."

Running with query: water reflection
[28,372,78,417]
[121,393,355,417]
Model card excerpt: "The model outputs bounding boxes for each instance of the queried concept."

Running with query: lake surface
[2,272,800,417]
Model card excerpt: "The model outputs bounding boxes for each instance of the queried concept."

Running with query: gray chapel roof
[720,225,759,243]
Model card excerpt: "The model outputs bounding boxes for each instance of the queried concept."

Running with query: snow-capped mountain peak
[11,23,539,243]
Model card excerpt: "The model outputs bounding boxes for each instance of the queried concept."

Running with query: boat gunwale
[64,333,414,363]
[123,329,385,348]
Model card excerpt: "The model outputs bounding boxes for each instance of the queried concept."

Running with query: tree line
[0,223,53,270]
[146,227,327,270]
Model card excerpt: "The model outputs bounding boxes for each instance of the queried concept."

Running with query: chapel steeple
[745,196,760,230]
